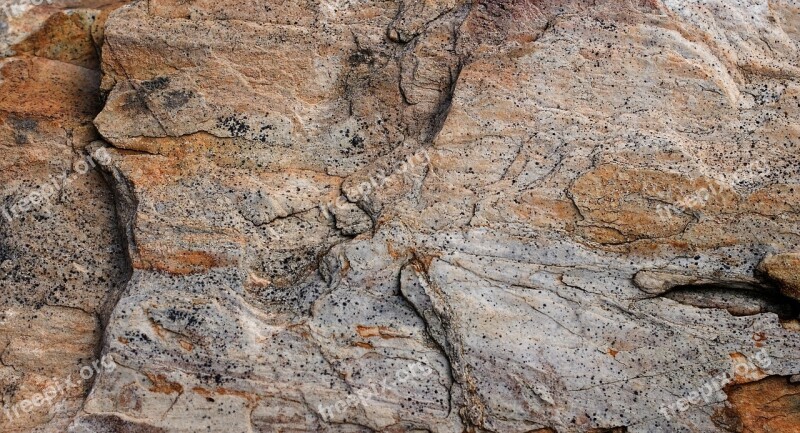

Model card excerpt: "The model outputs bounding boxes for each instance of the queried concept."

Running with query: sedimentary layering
[2,0,800,432]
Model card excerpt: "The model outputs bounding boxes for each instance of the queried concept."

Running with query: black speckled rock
[3,0,800,432]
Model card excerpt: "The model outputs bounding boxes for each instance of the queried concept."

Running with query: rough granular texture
[1,0,800,432]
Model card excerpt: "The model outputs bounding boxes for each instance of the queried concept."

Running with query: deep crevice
[662,282,800,320]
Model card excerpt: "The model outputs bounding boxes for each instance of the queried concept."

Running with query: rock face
[759,252,800,301]
[2,0,800,432]
[0,2,128,432]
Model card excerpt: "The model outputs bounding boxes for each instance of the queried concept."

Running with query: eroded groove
[662,282,800,320]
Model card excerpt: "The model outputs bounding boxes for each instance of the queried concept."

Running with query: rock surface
[2,0,800,432]
[1,2,128,432]
[759,252,800,301]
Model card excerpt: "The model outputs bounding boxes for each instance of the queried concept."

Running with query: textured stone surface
[759,252,800,301]
[1,2,128,432]
[2,0,800,432]
[717,375,800,433]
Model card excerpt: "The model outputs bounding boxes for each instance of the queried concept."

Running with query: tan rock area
[1,0,800,432]
[1,2,128,432]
